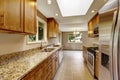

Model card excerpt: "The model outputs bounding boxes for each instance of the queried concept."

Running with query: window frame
[68,33,82,43]
[27,16,47,44]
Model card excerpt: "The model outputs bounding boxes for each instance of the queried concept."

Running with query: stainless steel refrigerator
[99,0,120,80]
[110,0,120,80]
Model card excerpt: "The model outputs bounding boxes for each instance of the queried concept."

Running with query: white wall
[0,33,41,55]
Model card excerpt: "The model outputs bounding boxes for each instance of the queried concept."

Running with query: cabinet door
[47,19,54,37]
[88,21,94,37]
[52,58,56,77]
[52,21,57,37]
[0,0,4,26]
[96,15,99,24]
[47,18,58,38]
[95,53,99,78]
[0,0,23,32]
[22,72,35,80]
[55,52,59,70]
[55,23,59,34]
[35,67,43,80]
[22,76,35,80]
[24,0,36,34]
[55,58,58,71]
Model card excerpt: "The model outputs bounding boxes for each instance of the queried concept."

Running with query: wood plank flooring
[54,51,93,80]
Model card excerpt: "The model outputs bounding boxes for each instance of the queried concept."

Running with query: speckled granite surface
[0,47,60,80]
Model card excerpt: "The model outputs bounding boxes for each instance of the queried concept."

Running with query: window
[27,17,47,44]
[68,33,82,43]
[28,35,36,42]
[38,21,44,41]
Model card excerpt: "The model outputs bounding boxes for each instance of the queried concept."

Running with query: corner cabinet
[88,13,99,37]
[0,0,36,34]
[47,18,59,38]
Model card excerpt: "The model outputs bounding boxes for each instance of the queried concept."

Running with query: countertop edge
[18,46,61,80]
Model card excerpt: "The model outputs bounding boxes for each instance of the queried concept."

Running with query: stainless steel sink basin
[41,48,55,52]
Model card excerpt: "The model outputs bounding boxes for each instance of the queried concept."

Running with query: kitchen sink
[41,47,55,52]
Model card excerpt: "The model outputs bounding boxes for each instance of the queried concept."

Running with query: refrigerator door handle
[110,10,118,80]
[118,21,120,80]
[112,9,120,80]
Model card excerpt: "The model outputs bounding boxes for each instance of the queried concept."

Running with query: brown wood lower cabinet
[83,46,87,64]
[22,51,59,80]
[52,51,59,78]
[95,52,99,79]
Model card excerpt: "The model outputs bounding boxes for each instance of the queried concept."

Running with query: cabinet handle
[0,14,4,25]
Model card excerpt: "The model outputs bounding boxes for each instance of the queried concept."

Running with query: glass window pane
[68,33,82,43]
[38,21,44,40]
[28,35,36,42]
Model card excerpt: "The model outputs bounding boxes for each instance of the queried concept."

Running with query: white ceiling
[37,0,108,32]
[56,0,94,17]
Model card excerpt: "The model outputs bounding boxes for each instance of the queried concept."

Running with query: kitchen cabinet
[34,64,43,80]
[55,51,59,70]
[22,68,36,80]
[22,64,45,80]
[55,23,59,35]
[47,18,59,38]
[0,0,23,32]
[52,51,59,77]
[95,52,99,79]
[22,51,59,80]
[88,13,99,37]
[42,56,53,80]
[24,0,37,34]
[52,59,56,77]
[58,47,63,64]
[83,46,87,64]
[0,0,36,34]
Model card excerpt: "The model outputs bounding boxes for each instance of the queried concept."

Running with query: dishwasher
[58,47,63,64]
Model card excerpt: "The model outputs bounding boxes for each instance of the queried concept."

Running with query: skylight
[56,0,94,17]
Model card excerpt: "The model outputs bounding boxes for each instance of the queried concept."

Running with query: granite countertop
[0,46,61,80]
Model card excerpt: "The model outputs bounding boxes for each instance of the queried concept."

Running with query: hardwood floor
[54,51,93,80]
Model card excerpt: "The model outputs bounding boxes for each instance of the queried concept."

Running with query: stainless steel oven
[87,47,98,77]
[87,51,95,76]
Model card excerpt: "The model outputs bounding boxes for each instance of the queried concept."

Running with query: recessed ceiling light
[56,0,94,17]
[47,0,52,4]
[55,13,59,16]
[91,10,96,13]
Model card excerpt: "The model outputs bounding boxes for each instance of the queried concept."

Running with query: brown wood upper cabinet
[88,13,99,37]
[24,0,36,34]
[0,0,36,34]
[47,18,59,38]
[0,0,23,32]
